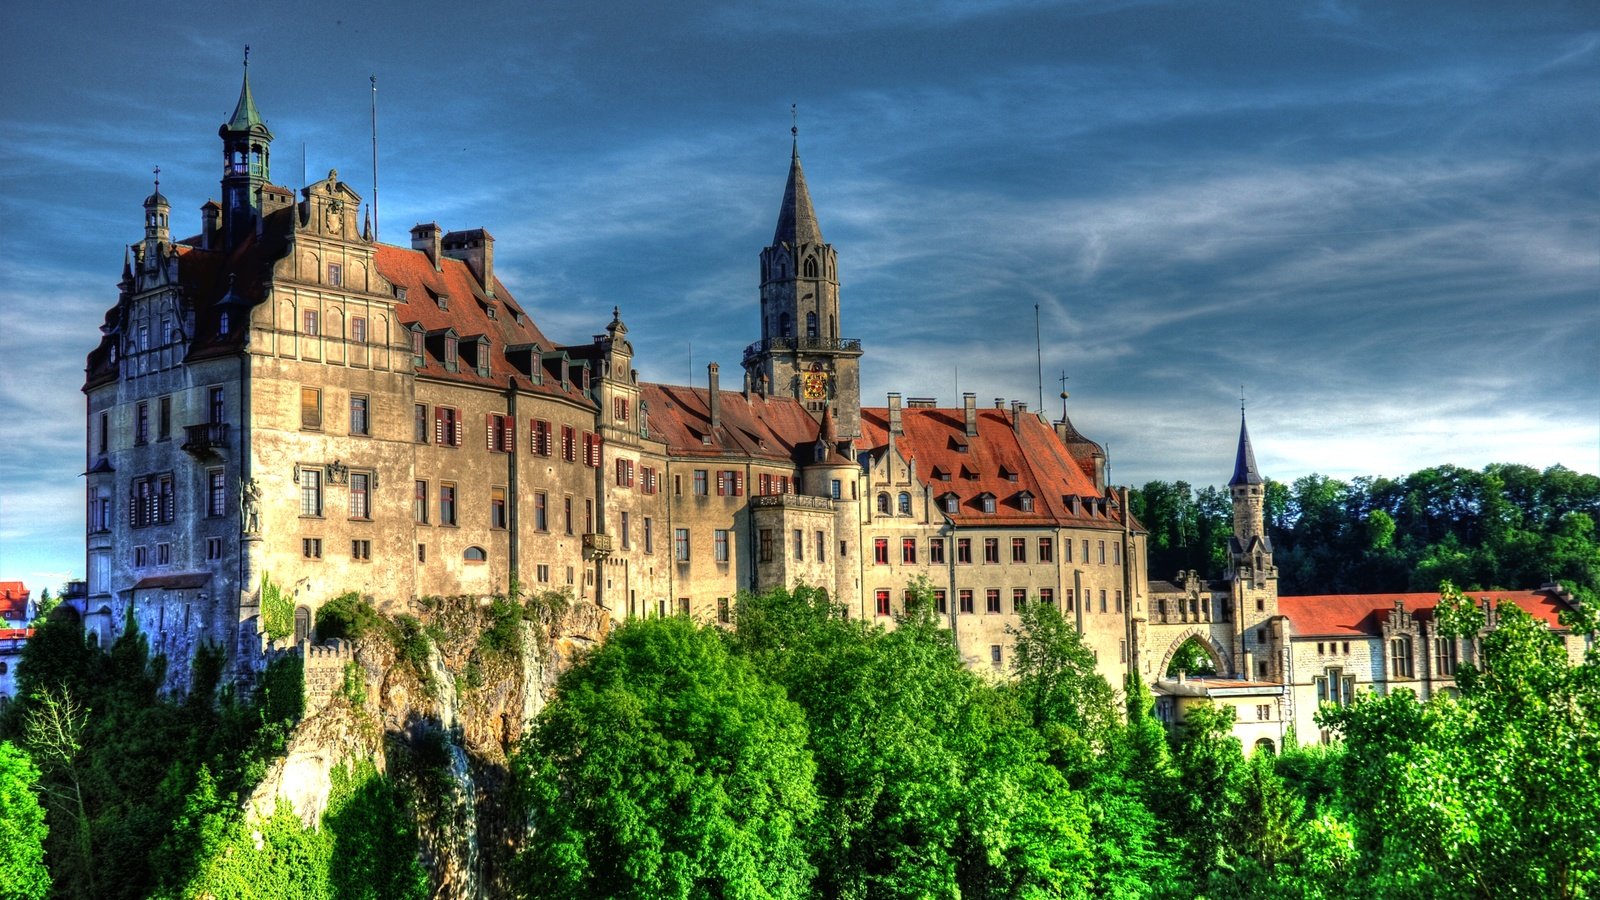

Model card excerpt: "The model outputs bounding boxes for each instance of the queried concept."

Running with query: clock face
[802,370,829,400]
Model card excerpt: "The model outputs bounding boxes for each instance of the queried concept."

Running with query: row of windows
[869,535,1080,566]
[129,535,226,568]
[123,387,227,449]
[880,490,1039,516]
[299,306,368,340]
[756,528,832,564]
[873,586,1061,617]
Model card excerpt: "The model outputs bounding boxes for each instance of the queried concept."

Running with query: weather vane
[1240,385,1247,415]
[243,44,250,68]
[1058,370,1070,419]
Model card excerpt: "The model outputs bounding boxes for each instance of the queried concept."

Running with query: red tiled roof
[859,406,1125,528]
[0,582,29,621]
[0,628,35,642]
[1279,590,1569,637]
[640,384,823,461]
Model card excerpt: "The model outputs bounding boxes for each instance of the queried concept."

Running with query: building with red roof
[0,581,33,708]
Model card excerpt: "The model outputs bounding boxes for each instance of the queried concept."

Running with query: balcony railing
[751,494,835,511]
[582,532,613,560]
[742,336,862,362]
[182,422,230,456]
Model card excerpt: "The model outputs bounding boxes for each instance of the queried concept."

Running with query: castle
[78,62,1585,749]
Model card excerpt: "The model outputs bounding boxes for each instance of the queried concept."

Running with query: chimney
[441,228,495,297]
[410,223,442,271]
[887,392,903,435]
[200,201,220,250]
[707,362,721,432]
[742,370,752,400]
[963,392,978,436]
[994,397,1006,409]
[1011,400,1025,433]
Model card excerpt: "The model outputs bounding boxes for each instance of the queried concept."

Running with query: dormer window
[814,441,826,463]
[1018,491,1035,512]
[476,338,490,377]
[436,293,449,311]
[395,286,408,301]
[410,327,425,367]
[941,493,959,515]
[444,335,459,372]
[219,313,230,335]
[486,306,497,320]
[978,493,996,514]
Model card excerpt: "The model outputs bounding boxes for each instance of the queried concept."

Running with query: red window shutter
[734,472,744,496]
[435,408,445,445]
[505,419,515,453]
[716,471,727,496]
[452,409,462,446]
[486,413,495,450]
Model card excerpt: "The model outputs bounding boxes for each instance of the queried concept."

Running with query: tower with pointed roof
[1227,408,1281,679]
[742,132,863,438]
[219,48,273,247]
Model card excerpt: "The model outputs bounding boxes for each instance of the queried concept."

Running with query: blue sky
[1,0,1596,589]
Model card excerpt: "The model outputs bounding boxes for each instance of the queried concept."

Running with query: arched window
[0,661,8,675]
[806,312,818,340]
[877,493,890,515]
[293,606,311,645]
[1390,637,1413,678]
[1254,738,1276,755]
[803,256,818,278]
[464,546,487,562]
[898,492,911,515]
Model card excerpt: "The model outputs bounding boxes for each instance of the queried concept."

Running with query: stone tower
[218,51,273,247]
[743,135,863,437]
[1227,409,1281,679]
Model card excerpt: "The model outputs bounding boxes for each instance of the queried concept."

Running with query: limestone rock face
[246,701,383,827]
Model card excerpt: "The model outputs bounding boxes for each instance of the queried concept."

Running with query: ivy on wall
[260,573,293,643]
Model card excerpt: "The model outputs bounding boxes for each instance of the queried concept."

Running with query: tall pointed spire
[773,120,823,246]
[1229,408,1263,487]
[224,45,270,136]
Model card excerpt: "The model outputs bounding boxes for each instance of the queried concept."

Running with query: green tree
[0,741,50,900]
[1007,599,1118,772]
[514,615,818,899]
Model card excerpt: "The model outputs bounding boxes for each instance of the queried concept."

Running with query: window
[986,589,1002,614]
[620,512,631,549]
[1115,590,1124,612]
[1040,587,1053,607]
[1013,588,1027,613]
[536,565,549,583]
[943,494,959,515]
[531,419,553,456]
[616,459,635,487]
[585,498,594,534]
[873,538,889,565]
[1038,537,1053,562]
[1114,542,1122,566]
[444,335,458,371]
[434,406,461,446]
[157,542,171,565]
[1083,539,1090,563]
[641,466,658,494]
[714,529,730,563]
[793,529,804,560]
[983,538,1000,564]
[1011,537,1027,563]
[488,413,514,452]
[1434,637,1458,676]
[643,517,654,554]
[490,487,507,529]
[957,538,972,564]
[206,468,227,517]
[303,309,319,336]
[303,538,322,559]
[929,538,945,564]
[327,263,342,286]
[902,538,917,564]
[533,492,548,531]
[980,494,996,514]
[584,432,602,467]
[935,590,947,614]
[418,543,426,563]
[1315,669,1357,707]
[717,470,743,496]
[817,530,827,562]
[991,645,1003,669]
[440,483,457,526]
[136,402,150,444]
[678,597,691,616]
[877,493,890,515]
[301,387,322,430]
[1098,540,1106,564]
[1390,637,1413,678]
[459,546,486,562]
[350,394,369,436]
[129,473,175,527]
[1099,590,1108,613]
[717,597,731,624]
[349,472,371,519]
[99,411,109,453]
[219,312,230,335]
[561,425,577,461]
[613,396,630,422]
[206,537,223,560]
[415,404,428,443]
[1065,589,1075,611]
[1256,704,1272,721]
[898,492,911,515]
[299,467,322,517]
[414,480,428,523]
[351,315,366,343]
[158,396,171,441]
[959,589,974,614]
[564,496,573,534]
[875,590,891,617]
[411,330,424,367]
[693,470,709,496]
[759,529,774,563]
[830,479,842,500]
[674,528,690,561]
[133,545,148,567]
[352,539,371,560]
[1019,493,1034,512]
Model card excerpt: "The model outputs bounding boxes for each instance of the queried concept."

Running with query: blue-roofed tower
[1226,407,1280,679]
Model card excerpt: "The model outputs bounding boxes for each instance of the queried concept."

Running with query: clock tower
[742,133,863,438]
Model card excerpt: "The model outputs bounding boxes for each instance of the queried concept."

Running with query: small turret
[218,46,274,248]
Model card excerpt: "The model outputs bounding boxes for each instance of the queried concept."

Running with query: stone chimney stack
[742,370,752,400]
[1012,401,1026,433]
[707,363,721,432]
[200,201,221,250]
[410,223,443,272]
[887,392,903,435]
[963,392,978,436]
[441,228,495,297]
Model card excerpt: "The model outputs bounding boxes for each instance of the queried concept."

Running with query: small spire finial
[1240,384,1247,416]
[790,103,798,157]
[153,165,160,191]
[1057,370,1070,420]
[243,44,250,68]
[612,305,621,322]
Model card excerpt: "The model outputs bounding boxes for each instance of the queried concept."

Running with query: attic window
[1018,492,1035,512]
[444,335,459,372]
[410,329,424,367]
[1001,467,1018,482]
[932,467,949,481]
[476,339,490,377]
[436,293,449,311]
[514,312,524,325]
[395,287,408,301]
[486,306,497,320]
[942,494,959,515]
[979,493,996,514]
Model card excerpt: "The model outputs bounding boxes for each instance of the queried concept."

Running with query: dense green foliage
[0,740,50,900]
[260,573,294,642]
[514,615,819,899]
[1130,463,1600,593]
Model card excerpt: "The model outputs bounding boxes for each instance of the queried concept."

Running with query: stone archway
[1156,628,1233,679]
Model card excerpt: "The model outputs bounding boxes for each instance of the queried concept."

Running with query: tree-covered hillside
[1129,463,1600,594]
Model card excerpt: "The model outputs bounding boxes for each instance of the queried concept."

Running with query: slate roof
[772,145,823,247]
[1278,590,1570,637]
[1230,412,1263,487]
[859,406,1135,529]
[131,573,213,591]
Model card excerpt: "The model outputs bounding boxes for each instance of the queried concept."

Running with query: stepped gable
[859,405,1123,527]
[1279,589,1570,637]
[377,244,589,404]
[640,382,819,462]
